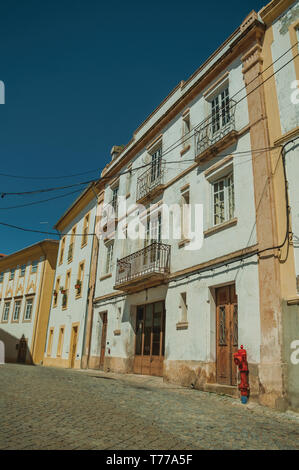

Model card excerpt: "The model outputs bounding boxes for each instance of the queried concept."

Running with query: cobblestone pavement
[0,363,299,450]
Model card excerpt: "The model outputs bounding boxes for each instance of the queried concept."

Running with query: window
[150,146,162,183]
[57,326,65,357]
[24,298,33,321]
[212,173,234,226]
[75,262,84,297]
[181,189,190,240]
[47,328,54,356]
[10,269,15,280]
[182,113,190,137]
[20,265,26,277]
[126,164,132,195]
[59,237,66,264]
[111,186,119,214]
[0,272,4,283]
[296,275,299,294]
[62,271,71,309]
[105,242,114,274]
[82,215,90,247]
[13,300,21,322]
[180,292,188,322]
[31,260,38,273]
[2,302,10,322]
[211,87,230,133]
[53,278,60,307]
[68,227,76,262]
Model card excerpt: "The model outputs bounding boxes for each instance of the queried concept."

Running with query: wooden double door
[216,284,238,386]
[133,301,165,377]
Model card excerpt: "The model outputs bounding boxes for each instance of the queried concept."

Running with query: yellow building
[0,240,58,364]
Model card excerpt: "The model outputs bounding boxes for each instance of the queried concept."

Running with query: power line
[0,41,297,188]
[0,188,84,210]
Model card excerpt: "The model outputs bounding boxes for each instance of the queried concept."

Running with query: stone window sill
[204,218,237,238]
[113,329,121,336]
[100,273,112,281]
[287,296,299,306]
[176,321,188,330]
[178,239,191,248]
[180,145,190,156]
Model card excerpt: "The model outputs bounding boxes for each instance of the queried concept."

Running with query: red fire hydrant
[233,345,250,404]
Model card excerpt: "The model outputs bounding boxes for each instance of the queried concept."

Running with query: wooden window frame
[47,327,54,356]
[11,299,22,323]
[23,296,34,322]
[1,301,11,323]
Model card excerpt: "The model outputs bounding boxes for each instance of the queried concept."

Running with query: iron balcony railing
[136,160,165,202]
[194,99,237,158]
[115,242,170,287]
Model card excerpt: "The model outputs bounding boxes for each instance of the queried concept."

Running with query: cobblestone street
[0,363,299,450]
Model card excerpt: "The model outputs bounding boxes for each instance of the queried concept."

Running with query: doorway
[99,312,108,369]
[17,335,27,363]
[133,301,165,377]
[69,324,79,368]
[216,284,238,386]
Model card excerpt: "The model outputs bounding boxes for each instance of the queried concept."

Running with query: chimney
[111,145,123,161]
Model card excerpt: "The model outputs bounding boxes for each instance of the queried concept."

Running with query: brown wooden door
[17,336,27,363]
[133,301,165,377]
[216,285,238,385]
[69,326,78,369]
[100,312,108,369]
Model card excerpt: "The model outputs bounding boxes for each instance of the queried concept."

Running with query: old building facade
[41,0,299,412]
[0,240,58,364]
[43,184,100,369]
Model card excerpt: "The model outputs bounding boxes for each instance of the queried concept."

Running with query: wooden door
[69,325,78,369]
[133,301,165,376]
[17,336,27,363]
[99,312,108,369]
[216,285,238,385]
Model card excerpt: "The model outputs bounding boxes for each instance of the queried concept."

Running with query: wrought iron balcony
[136,161,165,204]
[194,100,237,163]
[114,242,171,292]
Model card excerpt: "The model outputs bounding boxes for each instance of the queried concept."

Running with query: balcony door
[134,301,165,377]
[150,147,162,183]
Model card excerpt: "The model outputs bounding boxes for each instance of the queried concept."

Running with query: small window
[47,328,54,356]
[53,278,60,307]
[2,302,10,322]
[24,298,33,321]
[105,243,114,274]
[180,292,188,322]
[182,113,190,137]
[31,260,38,273]
[212,173,234,226]
[59,237,66,264]
[13,300,21,321]
[181,190,190,240]
[296,275,299,294]
[0,272,4,283]
[20,265,26,277]
[10,269,15,280]
[81,215,90,247]
[111,186,119,214]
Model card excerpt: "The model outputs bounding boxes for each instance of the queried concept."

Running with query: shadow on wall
[0,329,34,365]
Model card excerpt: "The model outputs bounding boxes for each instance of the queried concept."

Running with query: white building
[43,184,99,369]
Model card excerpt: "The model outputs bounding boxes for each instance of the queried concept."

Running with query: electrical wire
[0,42,297,191]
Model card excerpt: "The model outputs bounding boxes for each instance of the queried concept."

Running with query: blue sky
[0,0,266,255]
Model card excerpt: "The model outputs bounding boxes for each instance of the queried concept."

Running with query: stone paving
[0,363,299,450]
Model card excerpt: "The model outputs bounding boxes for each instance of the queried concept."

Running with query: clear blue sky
[0,0,266,255]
